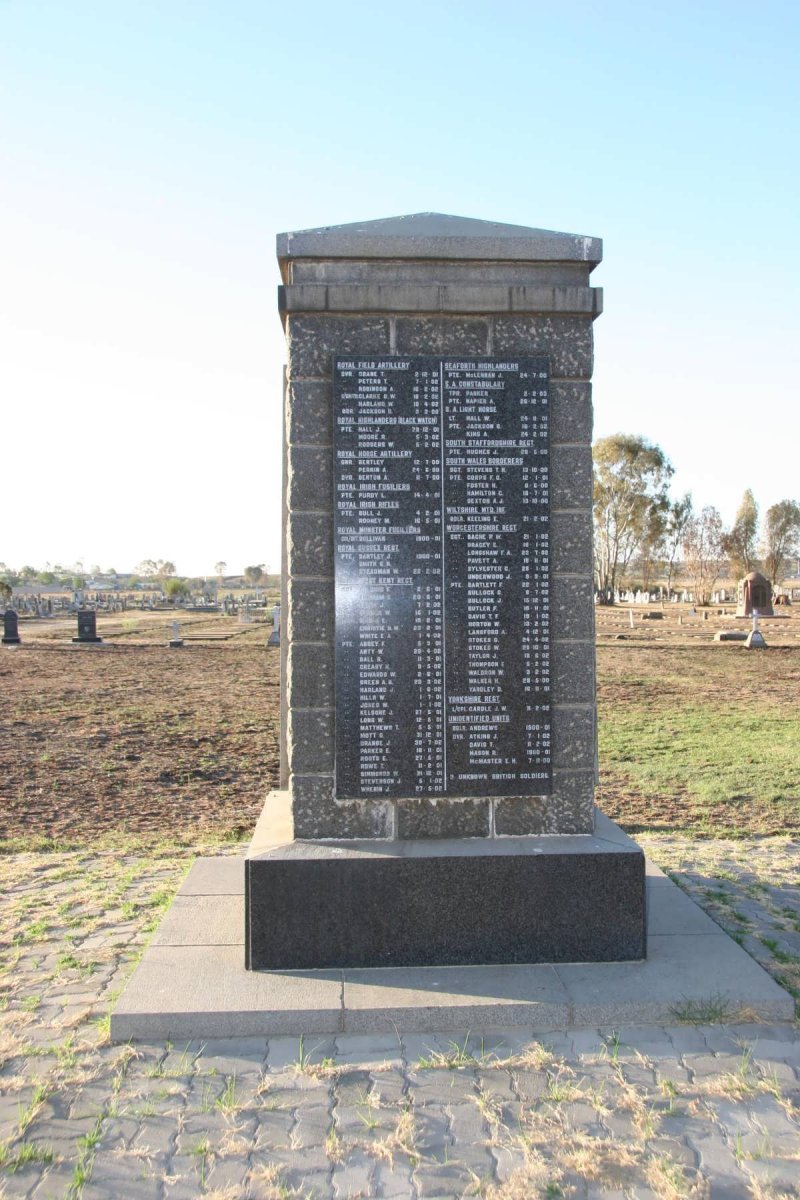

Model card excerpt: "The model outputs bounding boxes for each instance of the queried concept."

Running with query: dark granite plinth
[73,612,101,643]
[245,832,646,971]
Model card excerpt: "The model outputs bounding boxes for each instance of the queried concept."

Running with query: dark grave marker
[72,611,102,643]
[2,611,20,645]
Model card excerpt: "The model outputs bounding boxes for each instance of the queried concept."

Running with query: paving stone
[447,1100,489,1143]
[619,1063,658,1087]
[613,1026,682,1056]
[510,1067,549,1100]
[97,1115,141,1149]
[645,1136,699,1168]
[370,1162,416,1198]
[412,1107,452,1157]
[701,1027,749,1053]
[473,1068,515,1100]
[684,1053,744,1078]
[653,1062,692,1087]
[267,1034,337,1071]
[24,1115,96,1158]
[333,1033,404,1067]
[744,1095,799,1135]
[255,1076,331,1106]
[406,1069,477,1106]
[249,1147,332,1193]
[665,1027,710,1053]
[32,1164,91,1199]
[134,1113,180,1156]
[742,1154,800,1191]
[331,1147,376,1197]
[206,1154,252,1190]
[414,1160,490,1196]
[755,1058,797,1083]
[400,1033,456,1065]
[334,1102,398,1138]
[252,1107,294,1148]
[333,1068,373,1105]
[369,1068,408,1107]
[569,1028,606,1056]
[293,1103,334,1147]
[685,1133,750,1196]
[0,1163,47,1200]
[491,1143,528,1183]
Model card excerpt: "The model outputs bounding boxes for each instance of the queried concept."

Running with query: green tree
[761,500,800,586]
[663,492,693,598]
[244,564,265,586]
[164,578,190,601]
[722,488,759,579]
[592,434,673,602]
[682,505,725,605]
[0,581,11,604]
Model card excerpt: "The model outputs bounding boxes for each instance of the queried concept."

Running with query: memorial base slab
[245,793,646,971]
[110,811,795,1041]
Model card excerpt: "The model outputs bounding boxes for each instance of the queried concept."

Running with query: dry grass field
[595,604,800,838]
[2,603,799,848]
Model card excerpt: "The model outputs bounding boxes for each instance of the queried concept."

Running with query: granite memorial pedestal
[2,611,21,645]
[246,213,645,970]
[73,610,101,643]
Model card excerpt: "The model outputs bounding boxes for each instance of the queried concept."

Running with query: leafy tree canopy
[593,434,673,600]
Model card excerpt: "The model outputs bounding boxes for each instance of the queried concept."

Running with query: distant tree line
[593,434,800,604]
[0,559,273,595]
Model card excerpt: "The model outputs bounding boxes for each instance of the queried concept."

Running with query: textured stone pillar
[279,213,600,840]
[245,213,645,972]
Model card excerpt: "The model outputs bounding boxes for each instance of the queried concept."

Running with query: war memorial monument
[112,213,794,1039]
[245,212,646,970]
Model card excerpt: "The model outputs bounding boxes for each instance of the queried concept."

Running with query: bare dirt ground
[0,613,279,846]
[3,604,799,845]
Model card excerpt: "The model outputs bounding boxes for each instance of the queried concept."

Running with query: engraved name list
[334,356,551,801]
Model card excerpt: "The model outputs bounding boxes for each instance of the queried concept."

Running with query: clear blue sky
[2,0,798,576]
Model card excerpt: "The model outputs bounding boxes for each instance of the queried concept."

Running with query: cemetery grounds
[0,606,798,1199]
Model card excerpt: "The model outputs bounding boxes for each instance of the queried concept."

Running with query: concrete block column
[278,213,602,841]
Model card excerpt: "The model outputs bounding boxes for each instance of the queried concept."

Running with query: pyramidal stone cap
[277,212,602,268]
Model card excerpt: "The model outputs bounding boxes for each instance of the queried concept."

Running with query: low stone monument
[2,611,20,645]
[744,613,768,650]
[267,604,280,647]
[169,620,183,648]
[72,611,101,643]
[245,213,645,970]
[736,572,774,618]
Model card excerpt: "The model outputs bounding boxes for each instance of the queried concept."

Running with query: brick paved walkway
[1,841,797,1198]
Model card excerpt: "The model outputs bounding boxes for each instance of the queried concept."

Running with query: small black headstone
[2,610,20,645]
[72,610,102,643]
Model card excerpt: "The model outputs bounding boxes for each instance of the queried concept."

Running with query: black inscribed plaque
[334,356,551,800]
